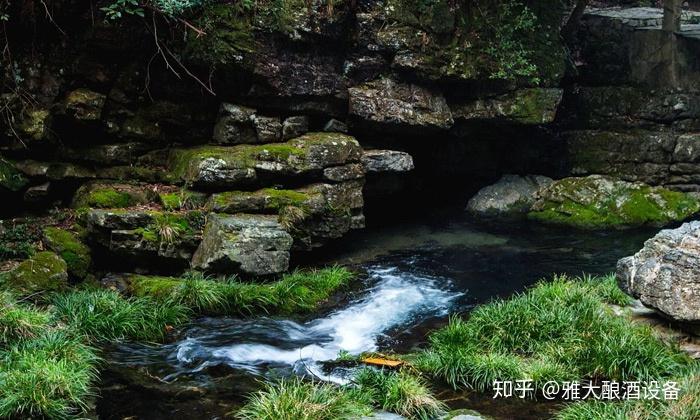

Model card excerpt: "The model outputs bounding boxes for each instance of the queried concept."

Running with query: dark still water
[97,216,655,419]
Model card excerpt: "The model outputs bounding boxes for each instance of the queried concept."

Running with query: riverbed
[96,215,655,419]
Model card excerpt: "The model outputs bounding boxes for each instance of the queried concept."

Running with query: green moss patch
[528,176,700,229]
[207,188,314,214]
[159,190,207,210]
[0,252,68,295]
[72,182,158,209]
[43,227,91,280]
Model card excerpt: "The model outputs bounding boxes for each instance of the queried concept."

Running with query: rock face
[466,174,553,217]
[452,88,563,125]
[617,221,700,326]
[348,78,453,130]
[529,175,700,229]
[168,132,362,189]
[191,214,293,276]
[362,150,415,173]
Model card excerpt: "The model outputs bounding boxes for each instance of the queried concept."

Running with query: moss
[185,4,255,66]
[0,159,29,192]
[129,275,182,299]
[43,227,91,280]
[72,188,134,209]
[208,188,313,214]
[528,177,700,229]
[159,190,207,210]
[0,252,68,295]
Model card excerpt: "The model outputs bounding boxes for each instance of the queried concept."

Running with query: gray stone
[323,163,365,182]
[466,175,553,217]
[348,78,453,130]
[252,115,283,143]
[212,103,257,144]
[362,150,415,173]
[673,134,700,163]
[191,214,293,276]
[282,116,309,140]
[24,182,51,202]
[617,221,700,327]
[323,118,348,133]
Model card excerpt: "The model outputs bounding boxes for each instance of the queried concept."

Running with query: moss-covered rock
[0,252,68,294]
[452,88,563,125]
[207,188,316,214]
[528,175,700,229]
[43,227,91,279]
[63,88,106,121]
[128,275,181,299]
[72,181,158,209]
[0,159,29,193]
[168,132,362,189]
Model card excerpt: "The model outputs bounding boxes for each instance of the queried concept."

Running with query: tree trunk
[663,0,682,32]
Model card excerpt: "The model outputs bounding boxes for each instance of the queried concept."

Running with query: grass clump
[415,274,688,393]
[237,377,371,420]
[353,368,446,419]
[0,331,99,419]
[131,265,354,316]
[0,291,51,345]
[557,364,700,420]
[51,289,189,342]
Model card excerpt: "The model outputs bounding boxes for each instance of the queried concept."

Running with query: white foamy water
[171,265,461,381]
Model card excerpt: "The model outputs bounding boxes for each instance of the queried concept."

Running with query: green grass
[237,378,372,420]
[352,368,446,419]
[0,331,99,419]
[0,291,51,345]
[131,265,354,316]
[414,274,688,393]
[557,364,700,420]
[51,289,189,342]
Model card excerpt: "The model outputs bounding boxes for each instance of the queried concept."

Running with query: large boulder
[191,214,293,276]
[617,221,700,327]
[348,78,453,130]
[466,174,553,217]
[168,132,362,189]
[528,175,700,229]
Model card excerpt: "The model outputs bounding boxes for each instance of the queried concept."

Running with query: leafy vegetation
[131,265,354,315]
[414,275,689,393]
[0,221,40,261]
[238,378,371,420]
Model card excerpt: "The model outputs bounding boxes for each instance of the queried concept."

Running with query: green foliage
[0,330,99,419]
[352,368,446,419]
[557,364,700,420]
[51,289,189,342]
[102,0,210,20]
[102,0,145,20]
[237,378,372,420]
[415,275,689,393]
[0,292,51,345]
[131,266,354,316]
[0,222,40,261]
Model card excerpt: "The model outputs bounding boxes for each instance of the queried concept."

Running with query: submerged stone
[528,175,700,229]
[191,213,293,276]
[617,221,700,328]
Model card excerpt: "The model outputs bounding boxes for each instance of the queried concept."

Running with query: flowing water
[97,215,657,419]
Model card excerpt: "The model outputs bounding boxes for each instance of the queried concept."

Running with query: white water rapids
[153,265,462,382]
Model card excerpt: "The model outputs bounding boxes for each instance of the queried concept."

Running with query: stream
[97,215,656,419]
